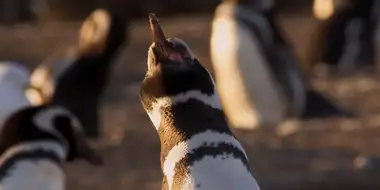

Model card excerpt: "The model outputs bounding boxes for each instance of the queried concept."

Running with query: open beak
[76,133,103,166]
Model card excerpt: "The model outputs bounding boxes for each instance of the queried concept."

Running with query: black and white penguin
[139,14,260,190]
[28,8,127,137]
[210,0,353,130]
[311,0,379,74]
[0,104,102,190]
[0,61,44,127]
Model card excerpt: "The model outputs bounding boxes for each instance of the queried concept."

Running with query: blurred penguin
[311,0,379,74]
[210,0,353,130]
[0,61,40,128]
[27,8,127,137]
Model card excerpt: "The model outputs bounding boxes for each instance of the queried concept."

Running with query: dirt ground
[1,14,380,190]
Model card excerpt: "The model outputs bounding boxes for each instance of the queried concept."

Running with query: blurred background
[1,0,380,189]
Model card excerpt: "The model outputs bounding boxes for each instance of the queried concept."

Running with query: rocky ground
[1,14,380,190]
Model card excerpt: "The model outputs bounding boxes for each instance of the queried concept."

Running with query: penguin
[139,14,260,190]
[0,61,43,128]
[0,104,102,190]
[311,0,379,74]
[28,8,127,137]
[210,0,354,130]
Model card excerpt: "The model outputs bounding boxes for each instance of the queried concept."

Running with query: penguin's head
[27,8,126,106]
[139,14,216,113]
[78,8,126,57]
[0,105,103,165]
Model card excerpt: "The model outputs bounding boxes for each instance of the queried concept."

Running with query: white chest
[0,160,65,190]
[210,16,288,129]
[181,155,260,190]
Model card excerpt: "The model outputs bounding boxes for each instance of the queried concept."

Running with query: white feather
[182,154,260,190]
[163,130,252,190]
[210,5,288,130]
[0,141,66,190]
[147,89,222,130]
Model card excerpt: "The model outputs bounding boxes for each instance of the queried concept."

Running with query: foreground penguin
[139,14,260,190]
[28,8,127,137]
[210,0,353,130]
[311,0,379,74]
[0,61,43,127]
[0,105,102,190]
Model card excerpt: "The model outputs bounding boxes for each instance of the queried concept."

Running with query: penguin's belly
[0,160,64,190]
[210,18,288,129]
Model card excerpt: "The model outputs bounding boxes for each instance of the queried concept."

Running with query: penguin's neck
[0,141,67,190]
[147,91,230,155]
[149,96,260,190]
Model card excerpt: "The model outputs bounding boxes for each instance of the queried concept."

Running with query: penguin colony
[0,0,366,189]
[0,8,120,190]
[139,14,260,190]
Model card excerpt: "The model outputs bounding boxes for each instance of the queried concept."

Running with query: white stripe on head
[33,106,82,148]
[163,130,248,190]
[147,88,222,130]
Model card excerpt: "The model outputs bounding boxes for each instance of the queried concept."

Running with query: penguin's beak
[149,13,170,54]
[149,13,184,61]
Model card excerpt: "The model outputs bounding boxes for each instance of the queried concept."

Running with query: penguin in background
[210,0,354,130]
[28,8,127,137]
[311,0,379,75]
[0,61,42,128]
[0,105,102,190]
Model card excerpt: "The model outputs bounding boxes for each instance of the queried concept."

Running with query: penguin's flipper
[302,88,356,119]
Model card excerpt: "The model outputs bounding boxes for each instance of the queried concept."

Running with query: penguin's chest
[179,155,259,190]
[210,17,289,128]
[160,130,259,190]
[0,160,65,190]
